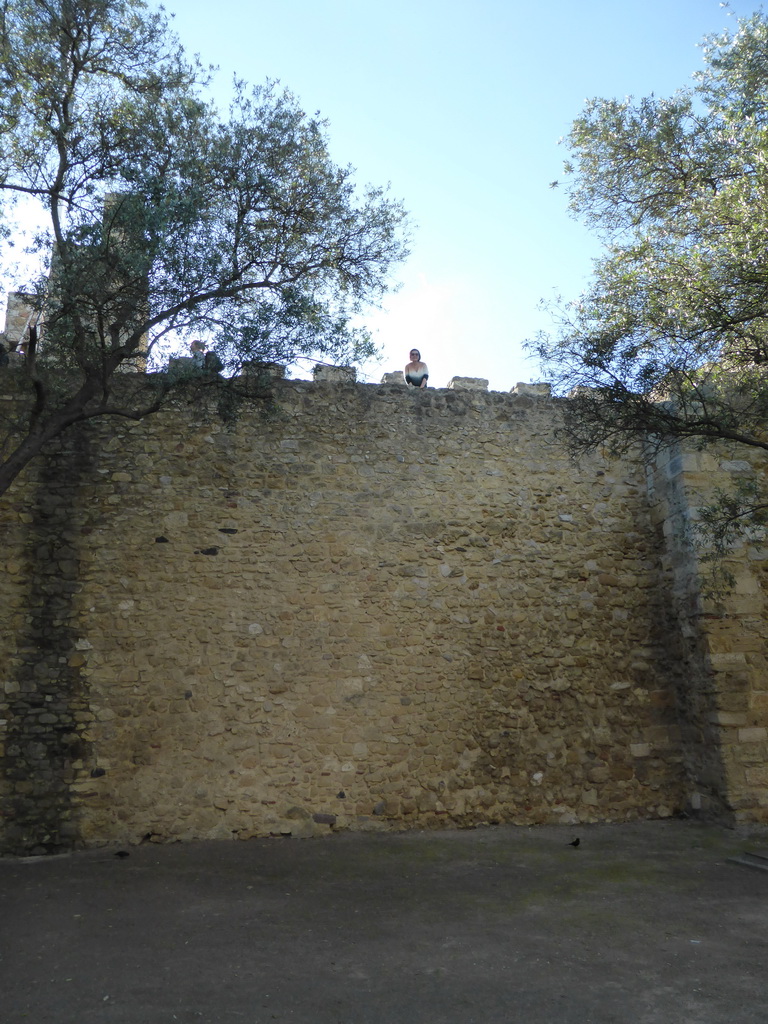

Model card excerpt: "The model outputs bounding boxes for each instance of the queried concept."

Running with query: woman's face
[410,350,420,362]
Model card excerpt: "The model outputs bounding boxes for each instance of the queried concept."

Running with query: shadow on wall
[2,426,95,855]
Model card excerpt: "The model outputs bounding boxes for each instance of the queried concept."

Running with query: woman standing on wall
[404,349,429,388]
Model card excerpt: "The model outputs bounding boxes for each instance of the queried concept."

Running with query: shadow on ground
[2,820,767,1024]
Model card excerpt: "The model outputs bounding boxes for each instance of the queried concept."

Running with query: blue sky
[166,0,760,390]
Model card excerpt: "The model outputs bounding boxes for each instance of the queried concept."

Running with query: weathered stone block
[447,376,488,391]
[511,382,551,397]
[313,364,356,383]
[738,727,768,744]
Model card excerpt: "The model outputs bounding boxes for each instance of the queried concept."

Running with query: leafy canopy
[531,12,768,572]
[0,0,409,495]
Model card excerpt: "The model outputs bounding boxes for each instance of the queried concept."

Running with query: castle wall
[647,444,768,823]
[2,379,759,853]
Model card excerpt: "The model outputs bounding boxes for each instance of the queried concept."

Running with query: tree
[532,12,768,568]
[0,0,409,497]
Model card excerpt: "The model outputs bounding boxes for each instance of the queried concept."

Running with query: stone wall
[647,443,768,823]
[0,378,765,854]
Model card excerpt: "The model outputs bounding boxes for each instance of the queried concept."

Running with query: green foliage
[696,476,768,597]
[0,0,409,495]
[531,11,768,576]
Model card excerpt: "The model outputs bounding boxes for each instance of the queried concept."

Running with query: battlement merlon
[1,291,41,351]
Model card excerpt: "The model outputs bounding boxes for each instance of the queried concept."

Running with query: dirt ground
[2,819,768,1024]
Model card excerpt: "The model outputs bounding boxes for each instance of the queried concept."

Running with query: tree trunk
[0,378,101,498]
[0,425,65,498]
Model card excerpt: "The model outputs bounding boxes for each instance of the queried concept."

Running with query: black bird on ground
[568,838,580,847]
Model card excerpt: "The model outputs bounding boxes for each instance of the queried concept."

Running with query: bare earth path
[2,820,767,1024]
